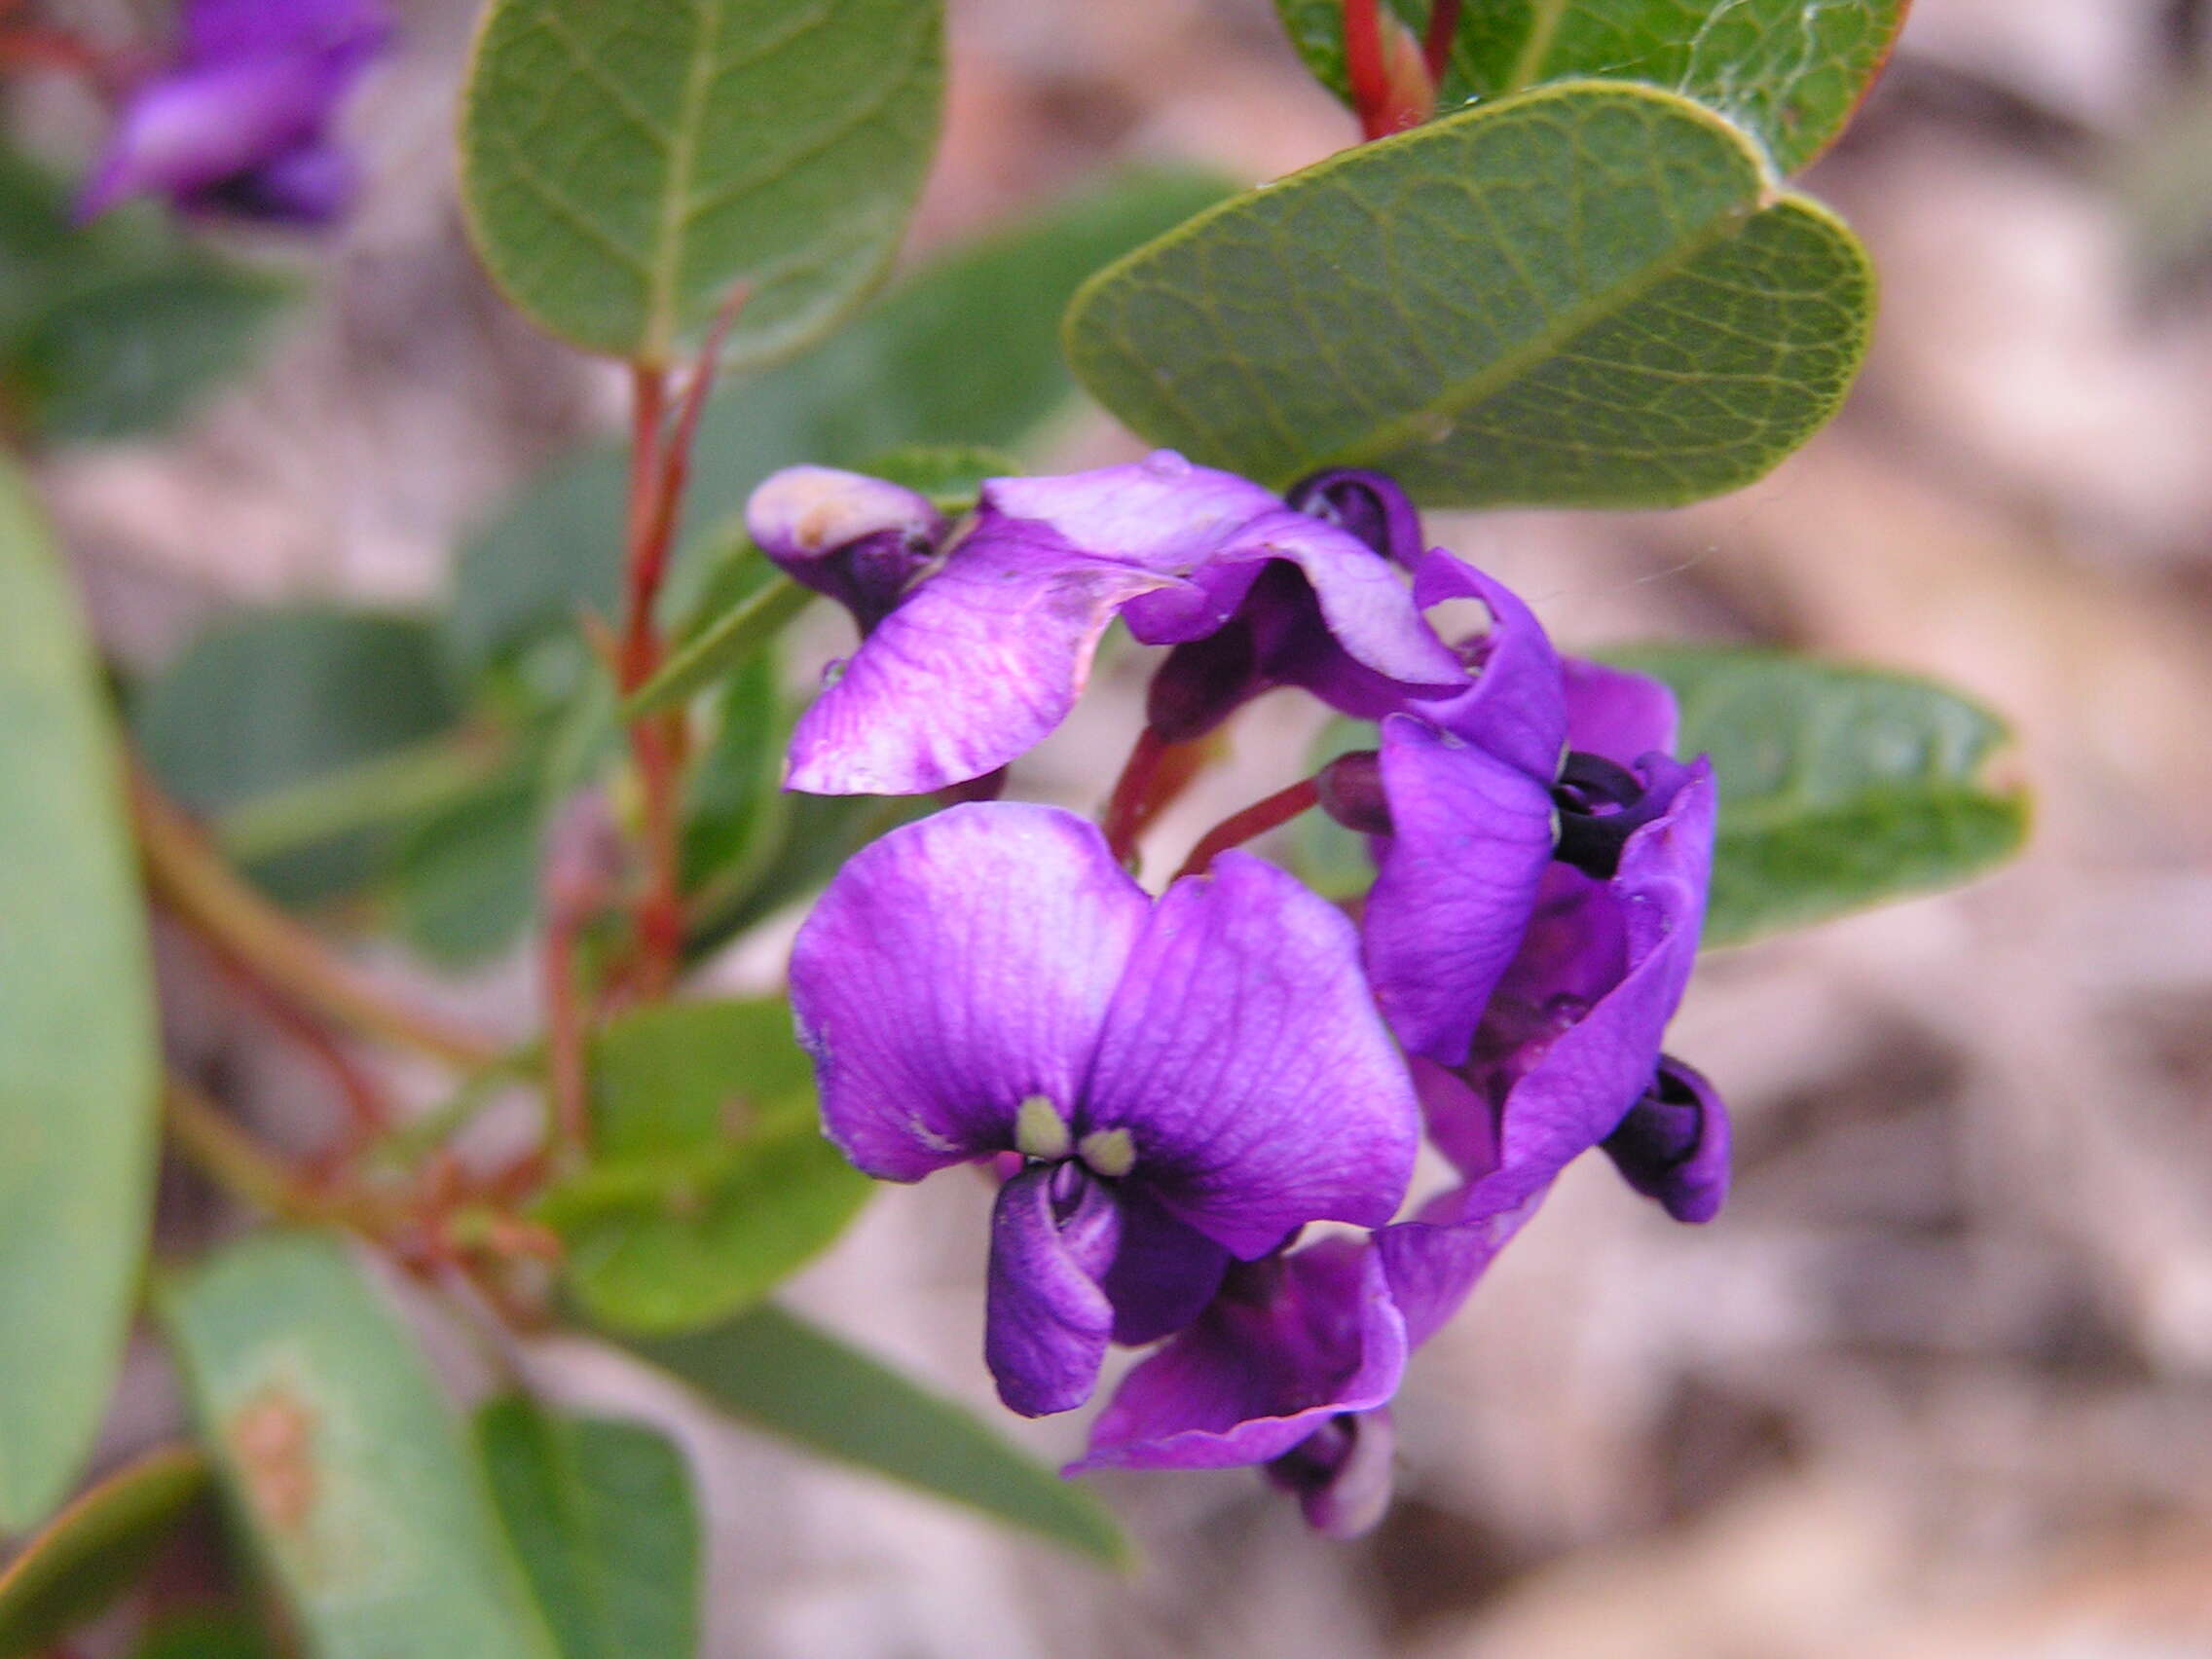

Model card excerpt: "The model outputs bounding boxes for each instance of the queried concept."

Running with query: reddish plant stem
[540,898,591,1163]
[1102,728,1221,865]
[1421,0,1462,82]
[1173,776,1322,882]
[1341,0,1434,138]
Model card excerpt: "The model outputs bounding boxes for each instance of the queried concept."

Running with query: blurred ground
[36,0,2212,1654]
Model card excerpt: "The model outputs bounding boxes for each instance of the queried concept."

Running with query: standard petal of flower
[788,804,1148,1180]
[784,519,1182,793]
[1563,657,1678,764]
[981,453,1288,571]
[985,1165,1120,1417]
[1083,852,1419,1257]
[1364,714,1558,1067]
[1072,1240,1406,1471]
[1407,551,1567,782]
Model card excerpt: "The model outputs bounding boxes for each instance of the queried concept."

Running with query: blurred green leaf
[627,1306,1130,1566]
[1605,645,2031,943]
[0,1448,209,1656]
[0,460,160,1531]
[130,1613,272,1659]
[459,0,942,364]
[683,793,925,961]
[626,573,809,720]
[540,1000,869,1334]
[1065,83,1872,508]
[450,167,1234,665]
[1273,0,1906,172]
[680,648,783,892]
[133,608,467,904]
[389,769,543,967]
[862,443,1023,510]
[474,1397,699,1659]
[0,150,288,442]
[161,1233,558,1659]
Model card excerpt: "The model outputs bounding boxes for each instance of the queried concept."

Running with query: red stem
[1172,777,1321,882]
[1342,0,1394,140]
[540,910,590,1161]
[1421,0,1462,82]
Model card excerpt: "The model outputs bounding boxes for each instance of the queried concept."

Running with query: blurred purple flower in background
[78,0,390,225]
[787,803,1421,1417]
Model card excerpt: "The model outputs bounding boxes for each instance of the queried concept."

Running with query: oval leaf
[450,166,1232,666]
[1605,645,2030,944]
[1274,0,1908,173]
[626,1307,1129,1566]
[1064,82,1874,508]
[0,460,160,1530]
[160,1233,557,1659]
[460,0,943,364]
[133,608,466,905]
[0,1447,209,1656]
[474,1398,699,1659]
[539,1000,871,1334]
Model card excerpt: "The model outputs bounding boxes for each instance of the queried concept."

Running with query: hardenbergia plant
[0,1,2029,1652]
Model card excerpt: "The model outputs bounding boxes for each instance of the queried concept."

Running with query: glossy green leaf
[0,149,288,442]
[474,1397,698,1659]
[1273,0,1907,173]
[460,0,942,364]
[539,1000,870,1334]
[0,1448,209,1656]
[161,1233,558,1659]
[627,1306,1129,1565]
[0,461,160,1531]
[450,167,1233,665]
[1065,82,1873,508]
[1606,645,2030,944]
[133,608,466,904]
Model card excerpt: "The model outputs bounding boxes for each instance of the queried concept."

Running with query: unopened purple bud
[745,466,946,634]
[1316,751,1391,835]
[1602,1054,1730,1224]
[1285,469,1425,570]
[1265,1408,1396,1537]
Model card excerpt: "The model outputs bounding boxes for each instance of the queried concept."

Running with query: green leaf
[625,571,809,720]
[0,460,160,1531]
[450,166,1233,665]
[130,1612,272,1659]
[0,149,288,442]
[1273,0,1907,173]
[1604,645,2030,944]
[160,1233,558,1659]
[680,648,784,892]
[131,1619,272,1654]
[389,769,543,968]
[861,443,1024,511]
[459,0,943,364]
[133,608,467,904]
[1064,82,1874,508]
[539,1000,870,1334]
[0,1448,209,1656]
[474,1398,699,1659]
[626,1307,1130,1566]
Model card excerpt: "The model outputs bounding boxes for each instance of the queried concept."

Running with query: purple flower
[78,0,389,225]
[752,453,1464,795]
[745,465,944,635]
[787,801,1421,1417]
[1078,720,1728,1533]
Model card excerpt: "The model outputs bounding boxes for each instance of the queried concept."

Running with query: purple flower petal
[1265,1405,1396,1538]
[788,804,1147,1180]
[186,0,389,60]
[1564,657,1677,764]
[1083,851,1420,1257]
[985,1164,1119,1417]
[1072,1239,1407,1471]
[1099,1187,1233,1346]
[193,140,356,224]
[1284,468,1426,569]
[1362,714,1558,1067]
[1406,551,1567,782]
[785,514,1183,793]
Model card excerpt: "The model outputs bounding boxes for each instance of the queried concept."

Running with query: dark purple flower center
[1551,752,1671,878]
[1600,1054,1725,1224]
[1284,469,1425,569]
